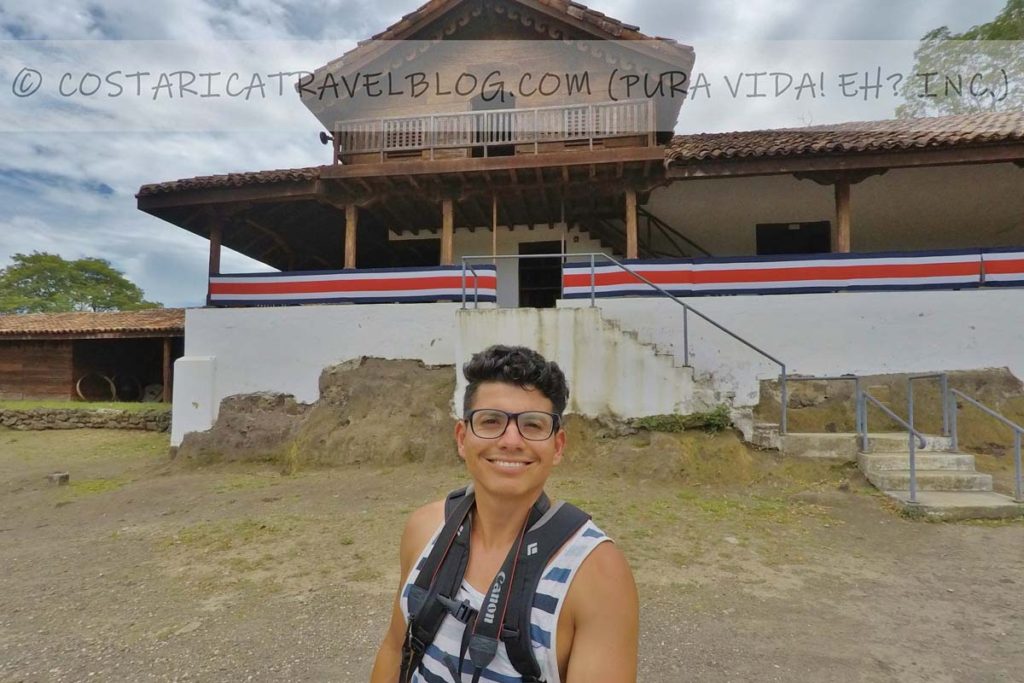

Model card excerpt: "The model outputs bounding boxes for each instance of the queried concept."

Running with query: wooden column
[206,223,222,305]
[162,337,172,403]
[625,189,638,259]
[834,177,852,253]
[491,195,498,258]
[441,199,454,266]
[344,204,358,269]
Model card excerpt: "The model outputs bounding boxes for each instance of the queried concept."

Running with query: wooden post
[834,177,852,253]
[345,204,358,269]
[491,195,498,259]
[162,337,172,403]
[441,199,454,266]
[625,189,638,259]
[206,223,222,305]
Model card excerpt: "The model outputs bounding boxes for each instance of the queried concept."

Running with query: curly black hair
[462,345,569,417]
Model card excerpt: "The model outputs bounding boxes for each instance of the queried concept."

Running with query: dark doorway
[756,221,832,256]
[472,92,516,158]
[519,241,562,309]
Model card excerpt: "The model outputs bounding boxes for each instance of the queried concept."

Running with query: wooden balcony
[332,99,656,165]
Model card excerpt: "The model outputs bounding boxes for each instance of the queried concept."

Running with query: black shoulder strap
[402,489,589,683]
[400,487,475,683]
[503,501,591,682]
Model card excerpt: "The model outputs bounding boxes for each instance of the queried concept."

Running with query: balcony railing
[333,99,656,162]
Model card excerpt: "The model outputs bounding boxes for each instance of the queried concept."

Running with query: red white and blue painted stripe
[981,249,1024,287]
[563,249,1024,299]
[209,265,497,306]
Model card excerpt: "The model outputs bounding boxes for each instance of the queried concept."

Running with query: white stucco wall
[562,289,1024,405]
[171,303,466,445]
[172,288,1024,446]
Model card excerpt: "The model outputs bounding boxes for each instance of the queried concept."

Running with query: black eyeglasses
[465,409,560,441]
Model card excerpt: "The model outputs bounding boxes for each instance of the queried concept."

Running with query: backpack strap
[503,501,591,683]
[400,487,476,683]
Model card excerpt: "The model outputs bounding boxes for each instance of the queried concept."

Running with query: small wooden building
[0,310,184,402]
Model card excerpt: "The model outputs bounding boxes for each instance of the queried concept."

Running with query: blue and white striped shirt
[401,517,610,683]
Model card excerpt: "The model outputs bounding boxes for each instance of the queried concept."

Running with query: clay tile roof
[369,0,651,42]
[136,167,324,198]
[0,309,185,338]
[320,0,690,76]
[666,111,1024,165]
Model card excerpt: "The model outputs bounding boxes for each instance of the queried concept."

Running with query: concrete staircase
[776,431,1022,520]
[456,306,718,419]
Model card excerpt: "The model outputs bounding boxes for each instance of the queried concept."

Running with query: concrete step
[865,469,993,493]
[865,433,953,453]
[858,452,976,473]
[881,491,1024,521]
[781,432,859,460]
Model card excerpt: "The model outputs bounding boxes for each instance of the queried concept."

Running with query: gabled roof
[367,0,668,43]
[0,309,185,339]
[666,111,1024,165]
[314,0,693,88]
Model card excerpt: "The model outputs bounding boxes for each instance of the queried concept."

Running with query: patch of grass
[58,477,128,500]
[1,429,169,463]
[633,405,733,434]
[212,475,276,494]
[168,516,304,552]
[0,400,170,412]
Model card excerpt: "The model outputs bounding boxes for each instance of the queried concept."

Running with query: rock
[47,472,70,485]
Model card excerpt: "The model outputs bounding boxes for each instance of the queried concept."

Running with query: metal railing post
[460,260,467,309]
[949,391,959,452]
[589,254,596,307]
[860,390,869,453]
[941,373,950,436]
[682,307,690,367]
[474,265,481,309]
[854,384,861,439]
[908,381,918,505]
[1014,430,1023,503]
[780,368,788,435]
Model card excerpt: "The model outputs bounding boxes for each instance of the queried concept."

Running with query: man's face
[455,381,565,500]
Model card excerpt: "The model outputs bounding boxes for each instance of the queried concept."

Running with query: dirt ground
[2,426,1022,683]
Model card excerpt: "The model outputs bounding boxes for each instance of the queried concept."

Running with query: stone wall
[0,408,171,432]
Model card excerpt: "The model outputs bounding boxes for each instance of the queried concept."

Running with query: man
[371,345,638,683]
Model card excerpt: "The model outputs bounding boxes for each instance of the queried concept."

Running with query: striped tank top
[400,516,610,683]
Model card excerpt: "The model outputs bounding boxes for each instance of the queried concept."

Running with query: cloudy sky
[0,0,1010,308]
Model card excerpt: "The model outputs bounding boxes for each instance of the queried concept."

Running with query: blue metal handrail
[857,388,928,504]
[948,388,1024,503]
[460,252,790,433]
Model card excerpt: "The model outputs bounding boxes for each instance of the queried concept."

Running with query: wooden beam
[162,337,172,403]
[625,190,638,260]
[834,177,852,253]
[441,199,454,266]
[320,147,666,180]
[794,169,888,186]
[206,222,222,305]
[345,204,358,269]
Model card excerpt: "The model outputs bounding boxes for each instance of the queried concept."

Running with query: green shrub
[634,405,732,434]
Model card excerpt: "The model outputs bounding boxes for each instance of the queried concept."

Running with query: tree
[897,0,1023,117]
[0,252,162,314]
